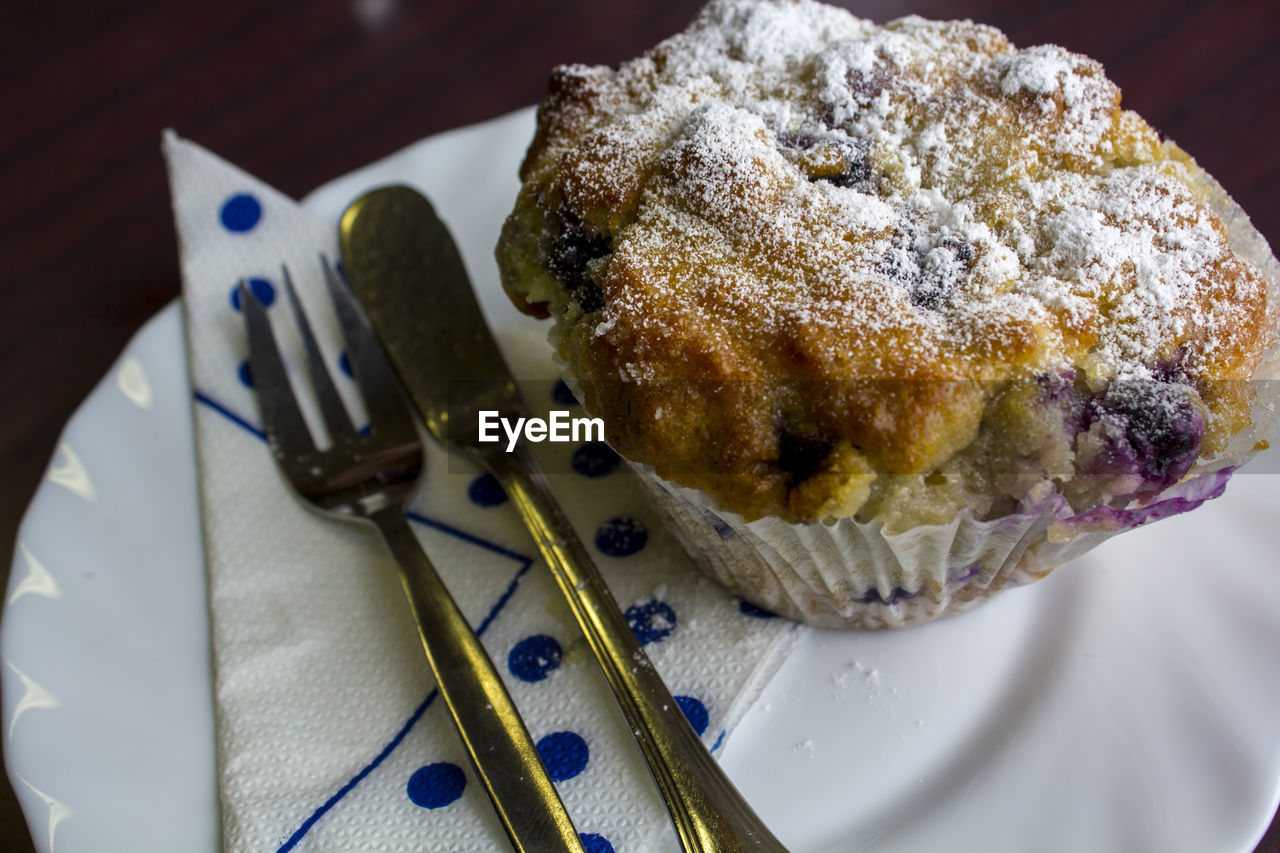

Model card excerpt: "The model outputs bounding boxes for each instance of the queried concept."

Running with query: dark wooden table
[3,1,1278,850]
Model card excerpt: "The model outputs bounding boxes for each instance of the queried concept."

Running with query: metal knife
[339,184,789,853]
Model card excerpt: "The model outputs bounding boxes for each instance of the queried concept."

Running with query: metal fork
[239,261,584,853]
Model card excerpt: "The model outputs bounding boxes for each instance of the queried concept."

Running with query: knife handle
[485,448,789,853]
[371,507,585,853]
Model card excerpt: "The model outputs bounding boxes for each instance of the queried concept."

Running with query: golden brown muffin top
[497,0,1276,522]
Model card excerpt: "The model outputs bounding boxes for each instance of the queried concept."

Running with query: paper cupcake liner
[634,463,1237,629]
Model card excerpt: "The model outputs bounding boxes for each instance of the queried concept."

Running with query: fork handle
[485,448,789,853]
[370,507,585,853]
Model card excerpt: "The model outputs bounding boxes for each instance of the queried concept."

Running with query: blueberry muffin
[496,0,1280,626]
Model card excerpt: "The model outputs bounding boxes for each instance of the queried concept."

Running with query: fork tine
[321,257,414,435]
[280,264,356,439]
[240,280,316,455]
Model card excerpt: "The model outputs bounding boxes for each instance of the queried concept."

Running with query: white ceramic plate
[6,111,1280,853]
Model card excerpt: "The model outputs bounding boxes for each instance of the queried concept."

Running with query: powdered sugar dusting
[1000,49,1070,95]
[514,0,1269,386]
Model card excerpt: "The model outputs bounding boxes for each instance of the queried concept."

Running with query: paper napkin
[163,116,802,853]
